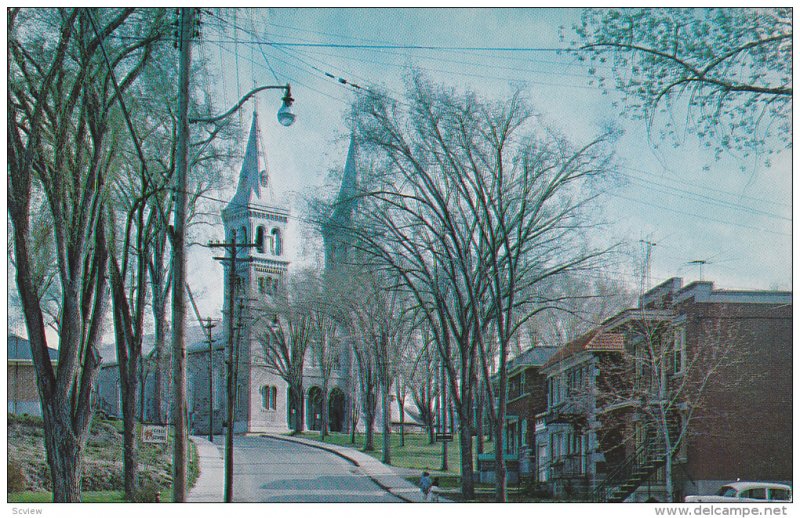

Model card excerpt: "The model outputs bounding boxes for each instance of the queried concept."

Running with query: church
[95,112,360,435]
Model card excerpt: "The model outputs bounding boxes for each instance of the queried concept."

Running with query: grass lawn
[8,435,199,504]
[8,491,125,503]
[294,431,464,473]
[294,431,550,502]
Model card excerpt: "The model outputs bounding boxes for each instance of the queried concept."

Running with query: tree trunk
[350,396,358,444]
[363,391,376,451]
[476,384,485,454]
[381,384,391,464]
[493,416,507,502]
[458,418,475,500]
[122,375,138,501]
[440,360,448,471]
[396,389,406,448]
[320,383,329,440]
[42,408,83,502]
[291,384,305,433]
[152,300,169,423]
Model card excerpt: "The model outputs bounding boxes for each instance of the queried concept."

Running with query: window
[260,385,278,410]
[255,226,265,253]
[673,327,686,374]
[271,228,282,256]
[258,277,266,294]
[770,488,791,501]
[740,488,766,500]
[260,386,269,409]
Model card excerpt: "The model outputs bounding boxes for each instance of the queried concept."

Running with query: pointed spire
[227,111,271,211]
[332,134,359,224]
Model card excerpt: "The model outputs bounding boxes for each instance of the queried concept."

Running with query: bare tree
[351,74,616,500]
[7,8,171,501]
[309,272,346,440]
[407,327,438,445]
[256,271,315,434]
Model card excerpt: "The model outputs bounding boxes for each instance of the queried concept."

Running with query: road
[226,435,404,502]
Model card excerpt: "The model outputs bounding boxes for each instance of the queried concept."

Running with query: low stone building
[7,334,59,416]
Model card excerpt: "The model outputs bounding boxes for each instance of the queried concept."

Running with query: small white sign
[142,425,168,444]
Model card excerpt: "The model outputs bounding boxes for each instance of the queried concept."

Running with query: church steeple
[331,134,359,226]
[227,111,271,212]
[323,134,359,270]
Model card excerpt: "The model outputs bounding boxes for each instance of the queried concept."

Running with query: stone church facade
[96,113,359,435]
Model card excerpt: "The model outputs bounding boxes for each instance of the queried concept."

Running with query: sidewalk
[187,433,448,503]
[188,436,224,502]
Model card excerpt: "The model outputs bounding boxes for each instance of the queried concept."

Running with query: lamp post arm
[190,84,290,124]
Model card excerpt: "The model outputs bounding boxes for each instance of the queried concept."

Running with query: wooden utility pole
[171,7,195,503]
[203,318,217,443]
[209,230,258,502]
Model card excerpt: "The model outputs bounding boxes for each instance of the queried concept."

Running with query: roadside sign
[435,433,453,442]
[142,424,168,444]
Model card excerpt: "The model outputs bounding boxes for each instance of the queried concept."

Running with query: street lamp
[189,84,297,126]
[277,86,296,127]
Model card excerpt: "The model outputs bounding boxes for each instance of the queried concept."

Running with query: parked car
[685,482,792,502]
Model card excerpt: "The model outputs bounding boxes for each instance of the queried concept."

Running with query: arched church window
[258,277,266,294]
[271,228,282,256]
[270,386,277,410]
[255,226,265,253]
[260,386,269,409]
[240,226,247,246]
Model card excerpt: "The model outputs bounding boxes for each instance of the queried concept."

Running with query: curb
[262,433,426,503]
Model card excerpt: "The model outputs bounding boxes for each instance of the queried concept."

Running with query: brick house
[535,329,626,499]
[502,346,558,479]
[7,334,59,416]
[531,277,791,502]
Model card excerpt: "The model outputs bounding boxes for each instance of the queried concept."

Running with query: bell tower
[220,110,290,432]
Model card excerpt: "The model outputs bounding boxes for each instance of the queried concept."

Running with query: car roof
[723,482,792,491]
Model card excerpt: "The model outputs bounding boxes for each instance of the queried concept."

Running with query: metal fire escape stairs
[592,433,668,502]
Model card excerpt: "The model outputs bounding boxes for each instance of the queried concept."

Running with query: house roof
[543,328,625,368]
[8,334,59,361]
[507,346,559,373]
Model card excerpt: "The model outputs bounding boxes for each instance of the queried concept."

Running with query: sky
[6,7,792,340]
[180,7,791,325]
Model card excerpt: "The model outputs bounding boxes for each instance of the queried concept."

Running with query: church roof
[330,134,359,225]
[226,111,271,213]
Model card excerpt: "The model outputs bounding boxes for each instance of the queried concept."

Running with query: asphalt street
[224,435,405,502]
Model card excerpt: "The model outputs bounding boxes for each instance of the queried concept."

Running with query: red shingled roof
[544,328,625,368]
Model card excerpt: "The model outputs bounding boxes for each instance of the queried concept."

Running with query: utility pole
[203,318,217,442]
[689,259,707,281]
[171,7,197,502]
[640,239,657,292]
[209,230,258,502]
[185,281,219,444]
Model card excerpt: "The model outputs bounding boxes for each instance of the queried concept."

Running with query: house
[7,334,59,416]
[629,278,792,502]
[535,329,627,499]
[535,277,792,502]
[503,346,559,480]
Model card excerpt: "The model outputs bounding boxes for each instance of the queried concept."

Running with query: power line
[620,164,791,209]
[606,192,791,238]
[621,173,790,222]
